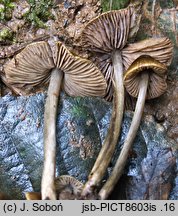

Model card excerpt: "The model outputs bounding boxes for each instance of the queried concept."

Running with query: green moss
[0,0,15,21]
[101,0,130,12]
[25,0,54,28]
[70,97,90,118]
[0,28,14,43]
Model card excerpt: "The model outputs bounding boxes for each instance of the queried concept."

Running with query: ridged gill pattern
[122,37,173,70]
[4,41,107,97]
[124,55,167,99]
[55,175,83,195]
[4,41,54,94]
[54,42,107,97]
[82,6,135,53]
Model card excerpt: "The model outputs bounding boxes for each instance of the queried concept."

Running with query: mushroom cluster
[80,3,173,198]
[3,41,107,200]
[2,2,174,201]
[99,55,171,199]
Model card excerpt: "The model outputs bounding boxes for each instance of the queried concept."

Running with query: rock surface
[0,93,102,199]
[0,93,177,199]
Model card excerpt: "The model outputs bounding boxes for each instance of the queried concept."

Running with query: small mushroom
[98,55,169,199]
[55,175,84,200]
[25,175,83,200]
[4,41,106,200]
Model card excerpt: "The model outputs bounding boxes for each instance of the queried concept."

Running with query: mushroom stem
[41,68,63,200]
[81,50,124,197]
[99,72,149,199]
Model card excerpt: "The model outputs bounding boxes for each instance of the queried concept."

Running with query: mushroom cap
[81,5,137,53]
[122,37,173,70]
[53,41,107,97]
[124,55,167,99]
[25,175,83,200]
[4,41,55,95]
[94,37,173,101]
[81,3,142,100]
[4,41,106,97]
[55,175,83,200]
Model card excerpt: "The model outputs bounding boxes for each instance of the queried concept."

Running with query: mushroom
[81,4,141,197]
[4,41,107,200]
[98,55,171,199]
[81,3,172,197]
[55,175,84,200]
[25,175,83,200]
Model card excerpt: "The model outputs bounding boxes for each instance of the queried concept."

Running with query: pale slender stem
[99,73,149,200]
[41,68,63,200]
[81,50,124,197]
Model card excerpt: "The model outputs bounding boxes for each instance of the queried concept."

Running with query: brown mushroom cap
[4,41,55,94]
[94,37,172,101]
[124,55,167,99]
[4,41,106,97]
[53,42,106,97]
[122,37,173,70]
[81,4,141,100]
[55,175,83,200]
[25,175,83,200]
[81,5,137,53]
